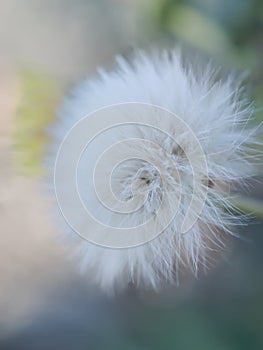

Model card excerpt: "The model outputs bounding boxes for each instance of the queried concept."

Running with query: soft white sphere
[49,49,259,293]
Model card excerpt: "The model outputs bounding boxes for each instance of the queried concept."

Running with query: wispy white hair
[49,49,260,294]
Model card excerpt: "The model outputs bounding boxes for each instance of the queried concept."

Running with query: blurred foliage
[147,0,263,111]
[13,69,60,175]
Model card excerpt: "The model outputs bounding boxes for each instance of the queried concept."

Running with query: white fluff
[49,49,260,293]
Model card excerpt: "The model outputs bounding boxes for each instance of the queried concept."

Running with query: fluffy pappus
[49,49,261,294]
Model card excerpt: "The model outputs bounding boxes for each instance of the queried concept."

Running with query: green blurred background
[0,0,262,349]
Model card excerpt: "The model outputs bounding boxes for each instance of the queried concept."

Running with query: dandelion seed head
[50,49,260,294]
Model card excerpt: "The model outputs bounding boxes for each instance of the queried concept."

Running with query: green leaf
[230,196,263,219]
